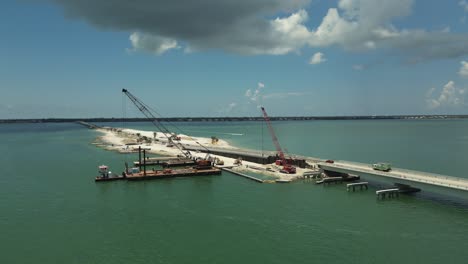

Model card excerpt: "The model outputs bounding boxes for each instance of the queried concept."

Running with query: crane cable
[142,103,213,154]
[122,89,212,159]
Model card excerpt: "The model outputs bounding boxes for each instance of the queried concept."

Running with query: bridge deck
[319,161,468,191]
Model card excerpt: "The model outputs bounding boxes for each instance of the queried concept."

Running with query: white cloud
[426,87,436,97]
[55,0,468,60]
[459,61,468,77]
[309,52,327,64]
[306,0,468,61]
[227,102,237,111]
[460,0,468,12]
[245,82,266,102]
[352,64,364,70]
[426,81,465,109]
[129,32,178,55]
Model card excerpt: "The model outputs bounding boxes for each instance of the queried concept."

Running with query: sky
[1,0,468,118]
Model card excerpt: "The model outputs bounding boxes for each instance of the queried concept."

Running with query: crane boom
[122,88,191,159]
[260,106,285,161]
[260,106,296,174]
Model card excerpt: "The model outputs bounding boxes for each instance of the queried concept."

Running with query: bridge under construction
[318,160,468,192]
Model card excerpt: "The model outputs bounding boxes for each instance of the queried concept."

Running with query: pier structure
[221,168,264,183]
[376,184,421,199]
[319,161,468,192]
[347,182,369,191]
[77,121,101,129]
[316,177,344,185]
[376,188,400,198]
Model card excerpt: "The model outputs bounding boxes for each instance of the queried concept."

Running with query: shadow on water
[364,180,468,210]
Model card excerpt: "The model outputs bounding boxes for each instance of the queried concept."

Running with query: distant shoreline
[1,115,468,124]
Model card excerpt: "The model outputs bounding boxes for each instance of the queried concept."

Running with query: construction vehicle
[214,157,224,165]
[372,162,392,172]
[260,106,296,174]
[234,157,243,165]
[122,89,213,169]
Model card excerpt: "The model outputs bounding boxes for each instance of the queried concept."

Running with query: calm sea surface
[1,120,468,263]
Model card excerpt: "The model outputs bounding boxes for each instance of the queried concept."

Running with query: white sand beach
[94,127,316,182]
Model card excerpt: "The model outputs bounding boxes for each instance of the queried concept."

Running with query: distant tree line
[1,115,467,124]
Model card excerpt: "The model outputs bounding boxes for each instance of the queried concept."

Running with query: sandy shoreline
[93,127,319,182]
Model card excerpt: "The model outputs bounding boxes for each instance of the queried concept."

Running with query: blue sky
[1,0,468,118]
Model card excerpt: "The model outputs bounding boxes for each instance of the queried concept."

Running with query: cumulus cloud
[51,0,468,61]
[309,52,327,64]
[245,82,267,102]
[129,32,178,55]
[308,0,468,62]
[352,64,364,70]
[52,0,311,55]
[459,61,468,77]
[426,81,466,109]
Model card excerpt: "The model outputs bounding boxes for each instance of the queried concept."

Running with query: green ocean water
[2,120,468,263]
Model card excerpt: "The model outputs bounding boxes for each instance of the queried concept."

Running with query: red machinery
[260,106,296,174]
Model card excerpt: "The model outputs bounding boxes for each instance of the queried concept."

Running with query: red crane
[260,106,296,174]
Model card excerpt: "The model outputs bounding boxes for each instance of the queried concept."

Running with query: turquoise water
[101,119,468,177]
[2,120,468,263]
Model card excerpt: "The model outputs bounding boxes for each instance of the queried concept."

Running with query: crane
[122,89,213,169]
[122,89,190,157]
[260,106,296,174]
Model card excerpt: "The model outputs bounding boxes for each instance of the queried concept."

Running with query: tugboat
[95,165,125,182]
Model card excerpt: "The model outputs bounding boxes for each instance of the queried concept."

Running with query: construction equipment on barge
[94,89,221,182]
[95,164,220,182]
[121,88,215,169]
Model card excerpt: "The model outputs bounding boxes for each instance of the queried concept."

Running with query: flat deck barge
[95,168,221,182]
[126,168,221,180]
[133,156,179,166]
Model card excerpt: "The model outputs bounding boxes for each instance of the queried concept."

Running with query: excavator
[122,88,213,170]
[260,106,296,174]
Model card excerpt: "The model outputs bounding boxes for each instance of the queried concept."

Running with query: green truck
[372,162,392,172]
